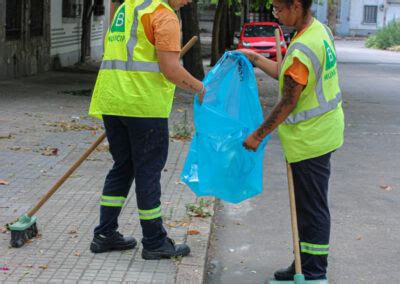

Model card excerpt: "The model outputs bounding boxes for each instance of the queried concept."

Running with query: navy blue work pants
[94,115,168,250]
[290,152,332,280]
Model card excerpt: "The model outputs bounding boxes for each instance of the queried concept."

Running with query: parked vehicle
[237,22,287,61]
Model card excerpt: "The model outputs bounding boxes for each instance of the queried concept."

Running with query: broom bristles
[10,223,38,248]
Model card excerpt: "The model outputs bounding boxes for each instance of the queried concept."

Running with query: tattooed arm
[157,50,205,102]
[243,75,305,151]
[238,49,279,79]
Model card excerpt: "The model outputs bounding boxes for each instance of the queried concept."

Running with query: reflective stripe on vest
[101,0,159,72]
[323,25,335,51]
[300,242,329,255]
[284,42,342,125]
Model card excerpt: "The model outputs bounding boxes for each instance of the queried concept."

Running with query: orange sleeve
[284,57,309,86]
[141,6,181,52]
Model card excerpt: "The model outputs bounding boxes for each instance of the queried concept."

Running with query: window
[363,5,378,24]
[6,0,22,40]
[244,25,276,37]
[30,0,44,37]
[93,0,105,16]
[62,0,82,18]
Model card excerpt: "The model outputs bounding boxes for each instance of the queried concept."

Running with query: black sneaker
[142,237,191,260]
[274,262,295,281]
[90,231,137,253]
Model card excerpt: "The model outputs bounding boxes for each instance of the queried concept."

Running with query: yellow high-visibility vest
[89,0,176,119]
[278,19,345,163]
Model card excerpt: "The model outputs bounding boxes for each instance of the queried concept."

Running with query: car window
[244,25,276,37]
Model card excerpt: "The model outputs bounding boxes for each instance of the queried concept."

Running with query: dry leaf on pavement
[0,227,8,233]
[380,185,393,191]
[356,236,363,240]
[0,179,9,185]
[38,264,48,269]
[187,230,200,235]
[74,250,81,256]
[41,147,58,156]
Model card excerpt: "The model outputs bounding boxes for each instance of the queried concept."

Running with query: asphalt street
[206,40,400,284]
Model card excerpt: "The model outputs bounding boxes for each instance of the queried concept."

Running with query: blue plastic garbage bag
[180,51,269,203]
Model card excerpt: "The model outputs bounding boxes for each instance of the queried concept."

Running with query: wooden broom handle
[275,29,302,275]
[275,29,283,73]
[27,36,199,217]
[286,162,302,275]
[28,132,107,217]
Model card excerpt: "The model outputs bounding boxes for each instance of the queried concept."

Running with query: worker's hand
[197,85,206,104]
[242,132,263,152]
[237,49,259,63]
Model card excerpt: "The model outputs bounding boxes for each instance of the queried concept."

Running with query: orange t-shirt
[141,5,181,52]
[284,29,309,86]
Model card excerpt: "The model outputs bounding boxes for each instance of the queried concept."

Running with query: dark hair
[281,0,312,12]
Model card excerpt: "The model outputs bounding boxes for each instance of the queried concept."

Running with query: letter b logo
[111,5,125,33]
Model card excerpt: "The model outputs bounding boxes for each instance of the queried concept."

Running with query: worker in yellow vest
[239,0,344,280]
[88,0,205,260]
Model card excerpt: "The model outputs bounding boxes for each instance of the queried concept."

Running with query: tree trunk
[81,0,94,63]
[180,1,205,80]
[218,3,228,54]
[327,0,337,35]
[211,0,226,66]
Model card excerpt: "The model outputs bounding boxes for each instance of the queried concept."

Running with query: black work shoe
[90,231,137,253]
[141,237,191,260]
[274,262,295,281]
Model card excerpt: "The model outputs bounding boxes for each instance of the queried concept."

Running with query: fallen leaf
[68,230,77,234]
[177,108,185,113]
[0,266,10,271]
[46,121,104,132]
[73,250,81,256]
[356,236,363,240]
[187,230,200,235]
[38,264,48,269]
[0,179,9,185]
[41,147,58,156]
[380,185,393,192]
[9,146,21,151]
[0,133,12,139]
[0,227,8,233]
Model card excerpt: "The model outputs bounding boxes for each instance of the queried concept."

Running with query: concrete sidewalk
[0,69,213,283]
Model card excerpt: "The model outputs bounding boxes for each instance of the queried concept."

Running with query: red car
[237,22,287,61]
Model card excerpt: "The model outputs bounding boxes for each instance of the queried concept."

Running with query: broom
[269,29,328,284]
[6,36,199,248]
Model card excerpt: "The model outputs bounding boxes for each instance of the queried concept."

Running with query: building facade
[313,0,400,36]
[0,0,112,80]
[0,0,51,79]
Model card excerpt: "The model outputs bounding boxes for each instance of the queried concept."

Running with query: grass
[186,198,214,218]
[365,20,400,50]
[170,110,193,141]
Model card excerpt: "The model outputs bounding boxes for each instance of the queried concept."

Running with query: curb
[176,197,216,284]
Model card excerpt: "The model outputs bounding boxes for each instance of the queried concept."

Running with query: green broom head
[269,274,329,284]
[7,214,38,248]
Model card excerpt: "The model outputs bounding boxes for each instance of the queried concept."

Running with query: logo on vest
[323,40,337,81]
[111,5,125,33]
